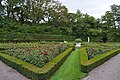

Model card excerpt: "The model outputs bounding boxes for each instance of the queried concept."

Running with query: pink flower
[40,52,43,54]
[44,52,48,55]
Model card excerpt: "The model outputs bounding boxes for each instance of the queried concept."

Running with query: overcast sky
[58,0,120,18]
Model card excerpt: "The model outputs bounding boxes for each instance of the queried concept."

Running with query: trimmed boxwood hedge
[0,32,75,42]
[0,47,74,80]
[80,47,120,73]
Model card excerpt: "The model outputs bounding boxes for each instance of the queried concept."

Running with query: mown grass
[50,50,87,80]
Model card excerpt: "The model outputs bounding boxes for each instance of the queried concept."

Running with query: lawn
[50,49,87,80]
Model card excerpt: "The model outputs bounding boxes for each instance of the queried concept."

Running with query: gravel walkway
[83,53,120,80]
[0,61,31,80]
[1,53,120,80]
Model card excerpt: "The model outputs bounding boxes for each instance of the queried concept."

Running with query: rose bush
[5,43,68,67]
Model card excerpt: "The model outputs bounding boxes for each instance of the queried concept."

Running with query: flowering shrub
[86,48,103,60]
[75,38,82,43]
[85,43,120,60]
[5,43,68,67]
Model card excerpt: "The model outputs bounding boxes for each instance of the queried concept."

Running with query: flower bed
[80,42,120,73]
[86,47,118,60]
[80,47,120,73]
[0,47,73,80]
[4,43,68,67]
[83,42,120,60]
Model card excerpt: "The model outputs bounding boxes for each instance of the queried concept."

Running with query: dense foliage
[0,0,120,41]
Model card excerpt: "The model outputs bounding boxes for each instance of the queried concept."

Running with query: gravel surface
[83,53,120,80]
[1,53,120,80]
[0,61,31,80]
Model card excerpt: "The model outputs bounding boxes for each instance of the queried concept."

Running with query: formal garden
[0,41,120,80]
[0,0,120,80]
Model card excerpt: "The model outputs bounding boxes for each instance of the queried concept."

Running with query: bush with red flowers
[5,43,68,67]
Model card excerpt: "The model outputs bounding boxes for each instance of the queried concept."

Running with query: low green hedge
[0,39,65,43]
[0,47,74,80]
[80,47,120,73]
[0,32,75,42]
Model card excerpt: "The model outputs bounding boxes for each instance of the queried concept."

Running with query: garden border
[80,47,120,73]
[0,47,74,80]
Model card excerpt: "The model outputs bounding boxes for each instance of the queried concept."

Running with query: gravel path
[1,53,120,80]
[0,61,31,80]
[83,53,120,80]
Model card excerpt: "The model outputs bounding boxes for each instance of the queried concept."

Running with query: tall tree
[111,4,120,28]
[101,11,115,30]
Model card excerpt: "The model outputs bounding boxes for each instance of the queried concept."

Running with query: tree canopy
[0,0,120,41]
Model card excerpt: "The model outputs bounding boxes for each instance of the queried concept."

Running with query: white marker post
[88,37,90,42]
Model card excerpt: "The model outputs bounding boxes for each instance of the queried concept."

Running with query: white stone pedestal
[75,42,81,50]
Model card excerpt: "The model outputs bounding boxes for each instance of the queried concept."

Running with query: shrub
[82,42,120,60]
[5,43,68,67]
[0,32,75,42]
[75,38,82,43]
